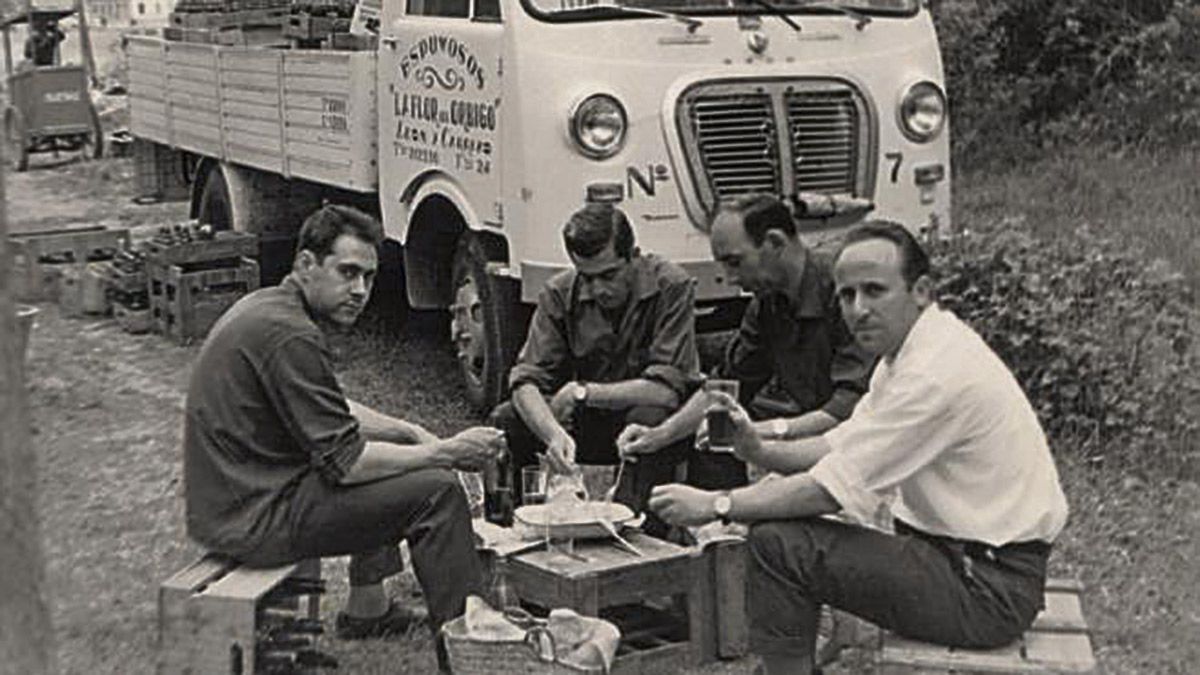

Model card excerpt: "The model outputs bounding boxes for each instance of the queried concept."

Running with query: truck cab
[381,0,950,408]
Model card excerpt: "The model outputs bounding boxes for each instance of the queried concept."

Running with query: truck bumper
[515,259,744,305]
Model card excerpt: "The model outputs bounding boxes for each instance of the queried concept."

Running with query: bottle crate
[149,257,260,344]
[10,226,130,302]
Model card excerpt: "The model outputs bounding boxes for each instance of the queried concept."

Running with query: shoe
[335,600,425,640]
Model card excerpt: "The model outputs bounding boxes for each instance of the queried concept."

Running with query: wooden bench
[158,554,322,674]
[876,578,1097,674]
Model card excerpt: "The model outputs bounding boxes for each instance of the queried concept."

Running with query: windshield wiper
[739,0,802,33]
[802,3,871,30]
[567,1,705,33]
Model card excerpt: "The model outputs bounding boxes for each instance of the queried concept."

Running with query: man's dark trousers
[747,517,1049,661]
[235,468,483,631]
[490,402,690,536]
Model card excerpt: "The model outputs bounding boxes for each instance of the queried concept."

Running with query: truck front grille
[677,79,873,224]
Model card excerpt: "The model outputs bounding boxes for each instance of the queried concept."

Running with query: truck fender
[400,171,501,309]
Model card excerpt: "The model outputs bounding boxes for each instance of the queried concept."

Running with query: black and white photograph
[1,0,1196,672]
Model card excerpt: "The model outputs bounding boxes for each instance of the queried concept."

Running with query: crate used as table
[506,532,715,675]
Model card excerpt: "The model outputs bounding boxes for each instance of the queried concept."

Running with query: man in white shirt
[648,221,1069,675]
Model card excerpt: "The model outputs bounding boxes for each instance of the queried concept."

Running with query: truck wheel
[5,108,29,172]
[197,168,233,230]
[451,234,527,411]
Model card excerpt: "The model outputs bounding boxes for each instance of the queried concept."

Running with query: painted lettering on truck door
[379,2,502,228]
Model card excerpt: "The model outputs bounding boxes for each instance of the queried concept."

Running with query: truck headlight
[570,94,627,160]
[898,81,946,143]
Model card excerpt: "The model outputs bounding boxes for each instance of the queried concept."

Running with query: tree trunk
[0,111,56,674]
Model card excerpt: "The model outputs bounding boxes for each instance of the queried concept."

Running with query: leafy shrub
[928,219,1198,475]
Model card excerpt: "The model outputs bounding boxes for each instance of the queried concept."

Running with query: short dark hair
[562,203,636,260]
[296,204,384,262]
[839,220,931,285]
[711,194,797,246]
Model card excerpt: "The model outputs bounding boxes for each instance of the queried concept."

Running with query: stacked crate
[96,244,155,333]
[159,555,337,673]
[166,0,290,45]
[133,139,191,204]
[10,226,130,303]
[285,0,355,47]
[144,225,260,344]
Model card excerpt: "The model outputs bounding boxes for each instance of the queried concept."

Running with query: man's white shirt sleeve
[810,369,957,525]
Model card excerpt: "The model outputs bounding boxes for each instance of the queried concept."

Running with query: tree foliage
[934,0,1200,165]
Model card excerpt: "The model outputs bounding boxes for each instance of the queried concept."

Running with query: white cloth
[811,304,1069,546]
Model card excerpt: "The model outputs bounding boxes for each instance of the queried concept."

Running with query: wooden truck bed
[127,35,377,192]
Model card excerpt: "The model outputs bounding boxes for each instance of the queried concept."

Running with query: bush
[934,0,1200,165]
[928,220,1199,475]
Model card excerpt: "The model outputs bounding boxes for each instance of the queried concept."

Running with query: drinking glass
[704,379,740,452]
[522,466,548,505]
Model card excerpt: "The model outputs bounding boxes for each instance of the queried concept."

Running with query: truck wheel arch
[192,161,321,234]
[400,173,490,309]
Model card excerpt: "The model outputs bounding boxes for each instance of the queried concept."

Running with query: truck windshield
[524,0,917,21]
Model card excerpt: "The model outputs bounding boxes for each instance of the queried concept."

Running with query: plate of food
[514,500,636,540]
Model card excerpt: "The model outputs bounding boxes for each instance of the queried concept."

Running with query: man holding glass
[489,202,700,535]
[618,194,873,490]
[648,221,1069,675]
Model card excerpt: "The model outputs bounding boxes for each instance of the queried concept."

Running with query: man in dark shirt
[618,194,873,488]
[183,205,504,666]
[489,203,700,530]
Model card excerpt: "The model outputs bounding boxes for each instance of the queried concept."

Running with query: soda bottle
[483,445,514,527]
[488,556,520,613]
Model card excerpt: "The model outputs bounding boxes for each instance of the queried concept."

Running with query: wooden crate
[10,227,130,301]
[114,302,155,334]
[149,257,260,343]
[507,533,715,674]
[699,537,748,659]
[144,230,259,267]
[133,139,191,203]
[284,13,351,40]
[158,554,322,674]
[876,578,1097,674]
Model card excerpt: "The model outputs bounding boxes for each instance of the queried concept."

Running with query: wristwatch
[573,382,589,406]
[770,418,789,440]
[713,491,733,525]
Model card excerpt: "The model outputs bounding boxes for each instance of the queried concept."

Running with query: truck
[126,0,951,410]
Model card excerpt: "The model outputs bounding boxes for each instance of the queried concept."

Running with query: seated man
[490,202,700,533]
[649,221,1069,675]
[618,194,873,490]
[183,205,505,669]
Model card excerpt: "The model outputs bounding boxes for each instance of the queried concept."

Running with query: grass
[18,144,1199,673]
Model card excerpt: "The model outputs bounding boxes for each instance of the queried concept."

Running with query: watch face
[715,495,732,516]
[574,384,587,401]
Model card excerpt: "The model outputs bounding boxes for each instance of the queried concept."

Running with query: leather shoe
[335,600,425,640]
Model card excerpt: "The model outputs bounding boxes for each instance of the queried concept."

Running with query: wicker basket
[441,615,607,675]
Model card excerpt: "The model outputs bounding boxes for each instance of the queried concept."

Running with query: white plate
[514,501,636,540]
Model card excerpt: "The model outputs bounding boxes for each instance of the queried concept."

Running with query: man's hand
[439,426,505,471]
[616,423,665,463]
[648,484,717,527]
[549,381,582,427]
[706,391,765,464]
[544,431,578,475]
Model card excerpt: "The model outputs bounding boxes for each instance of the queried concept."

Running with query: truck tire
[450,233,528,411]
[196,168,233,231]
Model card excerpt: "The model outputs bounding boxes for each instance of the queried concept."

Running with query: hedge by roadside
[928,218,1198,476]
